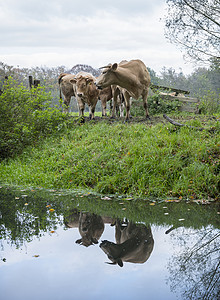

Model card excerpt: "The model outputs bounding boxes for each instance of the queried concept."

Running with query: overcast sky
[0,0,197,75]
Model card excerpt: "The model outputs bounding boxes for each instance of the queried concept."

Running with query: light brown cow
[100,220,154,267]
[70,72,99,121]
[58,73,76,113]
[96,59,151,121]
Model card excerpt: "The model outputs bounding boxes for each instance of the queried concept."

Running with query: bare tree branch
[183,0,220,27]
[165,0,220,64]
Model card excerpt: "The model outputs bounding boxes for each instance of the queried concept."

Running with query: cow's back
[60,74,76,96]
[120,59,150,86]
[117,222,154,263]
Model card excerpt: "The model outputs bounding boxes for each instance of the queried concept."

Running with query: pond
[0,186,219,300]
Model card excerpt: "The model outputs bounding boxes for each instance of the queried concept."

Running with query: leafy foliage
[199,90,220,114]
[0,78,68,160]
[131,93,180,117]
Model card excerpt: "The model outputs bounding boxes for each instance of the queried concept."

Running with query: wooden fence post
[29,76,33,89]
[33,79,40,88]
[29,76,40,89]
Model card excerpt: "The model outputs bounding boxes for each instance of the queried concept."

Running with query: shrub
[0,78,67,160]
[130,93,180,116]
[199,90,220,114]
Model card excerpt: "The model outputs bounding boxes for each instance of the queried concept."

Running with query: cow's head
[70,76,94,99]
[100,240,124,267]
[75,237,99,247]
[95,63,118,89]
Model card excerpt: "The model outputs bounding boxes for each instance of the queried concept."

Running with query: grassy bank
[0,114,219,201]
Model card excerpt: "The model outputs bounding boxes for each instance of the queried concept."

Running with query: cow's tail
[58,73,66,109]
[121,92,125,103]
[59,88,62,106]
[58,73,67,85]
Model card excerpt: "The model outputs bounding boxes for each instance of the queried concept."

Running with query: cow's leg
[111,93,117,118]
[111,88,120,118]
[123,91,131,121]
[88,106,94,120]
[117,94,124,117]
[109,99,113,114]
[90,98,98,120]
[101,98,107,117]
[63,96,71,113]
[77,97,85,122]
[90,107,95,120]
[142,88,150,119]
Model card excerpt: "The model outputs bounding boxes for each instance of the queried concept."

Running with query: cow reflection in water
[65,210,114,247]
[76,212,104,247]
[100,220,154,267]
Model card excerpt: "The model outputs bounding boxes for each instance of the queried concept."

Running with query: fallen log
[163,114,219,133]
[163,114,205,131]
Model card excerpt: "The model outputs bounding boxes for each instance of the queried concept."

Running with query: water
[0,186,219,300]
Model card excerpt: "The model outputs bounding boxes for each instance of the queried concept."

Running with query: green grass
[0,116,219,201]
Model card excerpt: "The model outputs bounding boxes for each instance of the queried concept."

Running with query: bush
[130,93,180,116]
[199,90,220,114]
[0,78,67,160]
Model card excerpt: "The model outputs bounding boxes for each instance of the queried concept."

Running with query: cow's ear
[86,78,93,84]
[117,259,123,267]
[75,239,82,244]
[70,78,76,84]
[112,63,118,71]
[91,238,98,244]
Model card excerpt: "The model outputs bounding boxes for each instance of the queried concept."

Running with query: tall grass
[0,119,219,200]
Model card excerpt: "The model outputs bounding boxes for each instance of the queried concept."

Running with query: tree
[147,67,160,85]
[164,0,220,65]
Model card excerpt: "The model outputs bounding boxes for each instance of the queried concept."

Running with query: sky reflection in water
[1,223,177,300]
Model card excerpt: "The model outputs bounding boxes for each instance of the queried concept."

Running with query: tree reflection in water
[167,226,220,300]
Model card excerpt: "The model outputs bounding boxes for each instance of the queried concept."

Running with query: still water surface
[0,187,219,300]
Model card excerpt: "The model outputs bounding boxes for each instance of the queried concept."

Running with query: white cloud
[0,0,196,75]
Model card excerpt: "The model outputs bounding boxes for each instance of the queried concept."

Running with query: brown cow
[111,85,125,118]
[98,86,113,117]
[100,220,154,267]
[70,72,99,120]
[58,73,76,113]
[95,59,151,121]
[75,212,104,247]
[99,85,124,117]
